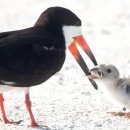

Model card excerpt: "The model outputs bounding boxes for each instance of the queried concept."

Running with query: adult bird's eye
[107,69,111,73]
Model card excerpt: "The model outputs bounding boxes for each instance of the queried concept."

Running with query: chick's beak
[88,68,102,79]
[88,74,99,79]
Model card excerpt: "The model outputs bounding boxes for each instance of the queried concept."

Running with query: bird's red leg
[0,93,21,124]
[25,93,48,127]
[0,93,9,123]
[25,93,39,127]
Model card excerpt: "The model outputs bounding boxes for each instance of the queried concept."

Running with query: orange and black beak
[68,35,98,90]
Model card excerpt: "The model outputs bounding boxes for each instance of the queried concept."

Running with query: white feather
[62,25,82,47]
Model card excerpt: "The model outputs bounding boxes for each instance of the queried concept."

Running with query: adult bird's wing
[0,27,65,86]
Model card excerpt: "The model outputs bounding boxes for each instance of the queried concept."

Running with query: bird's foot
[28,122,48,128]
[4,119,22,125]
[107,112,125,116]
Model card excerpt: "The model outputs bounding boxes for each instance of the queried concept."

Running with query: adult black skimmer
[88,64,130,119]
[0,6,97,127]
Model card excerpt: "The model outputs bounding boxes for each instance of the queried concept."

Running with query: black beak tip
[88,51,98,66]
[90,79,98,90]
[92,57,98,66]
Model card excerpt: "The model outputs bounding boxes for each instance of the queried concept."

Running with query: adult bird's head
[35,6,97,78]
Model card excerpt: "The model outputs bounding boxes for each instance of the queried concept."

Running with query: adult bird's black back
[0,6,97,127]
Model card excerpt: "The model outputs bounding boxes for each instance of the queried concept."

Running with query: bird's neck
[98,78,120,92]
[62,25,82,48]
[49,27,66,50]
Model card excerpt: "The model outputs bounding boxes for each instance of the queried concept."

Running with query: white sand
[0,0,130,129]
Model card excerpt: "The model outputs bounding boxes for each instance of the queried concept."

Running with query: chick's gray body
[89,64,130,110]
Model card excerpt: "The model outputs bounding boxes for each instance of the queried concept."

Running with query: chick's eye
[97,71,102,76]
[107,69,111,73]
